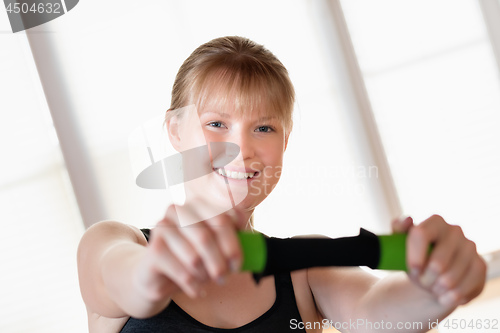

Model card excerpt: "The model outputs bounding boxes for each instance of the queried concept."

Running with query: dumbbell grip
[237,228,408,282]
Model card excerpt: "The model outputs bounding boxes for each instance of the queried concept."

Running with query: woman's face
[174,99,288,216]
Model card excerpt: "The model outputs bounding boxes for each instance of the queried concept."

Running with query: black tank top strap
[140,228,150,242]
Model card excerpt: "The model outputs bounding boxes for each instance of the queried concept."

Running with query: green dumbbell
[237,229,412,281]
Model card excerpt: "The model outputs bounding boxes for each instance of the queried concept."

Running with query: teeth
[216,168,256,179]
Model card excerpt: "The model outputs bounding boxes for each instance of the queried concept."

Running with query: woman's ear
[166,112,182,151]
[284,132,290,152]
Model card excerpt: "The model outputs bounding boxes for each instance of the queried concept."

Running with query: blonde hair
[167,36,295,133]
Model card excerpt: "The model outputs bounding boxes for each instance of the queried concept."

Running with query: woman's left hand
[392,215,487,308]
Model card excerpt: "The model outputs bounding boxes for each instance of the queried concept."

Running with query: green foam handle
[377,233,408,271]
[378,233,433,271]
[237,232,267,272]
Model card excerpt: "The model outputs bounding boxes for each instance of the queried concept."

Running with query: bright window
[341,0,500,253]
[0,12,86,332]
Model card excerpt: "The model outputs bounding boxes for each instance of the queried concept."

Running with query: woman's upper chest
[170,270,322,332]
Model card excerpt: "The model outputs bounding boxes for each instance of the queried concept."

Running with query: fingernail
[432,282,446,296]
[409,267,420,281]
[195,263,208,282]
[199,269,209,282]
[439,291,456,307]
[216,276,226,285]
[230,259,240,273]
[420,269,438,288]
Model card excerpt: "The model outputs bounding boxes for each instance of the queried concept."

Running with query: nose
[230,129,255,161]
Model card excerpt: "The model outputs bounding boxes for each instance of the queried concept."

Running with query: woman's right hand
[134,204,246,301]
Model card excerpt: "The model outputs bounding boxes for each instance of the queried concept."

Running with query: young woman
[77,36,486,333]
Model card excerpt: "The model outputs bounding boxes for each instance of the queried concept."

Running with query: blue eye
[256,126,274,133]
[208,121,224,128]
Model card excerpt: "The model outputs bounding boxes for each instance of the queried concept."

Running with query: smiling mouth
[214,168,259,180]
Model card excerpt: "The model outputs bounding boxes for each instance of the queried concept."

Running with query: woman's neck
[241,208,255,231]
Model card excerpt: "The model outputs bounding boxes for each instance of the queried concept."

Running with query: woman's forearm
[352,272,454,333]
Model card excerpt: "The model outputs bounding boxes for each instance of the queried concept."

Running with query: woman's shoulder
[80,220,148,246]
[77,221,150,321]
[77,221,149,284]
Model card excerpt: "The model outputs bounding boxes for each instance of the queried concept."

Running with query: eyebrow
[201,111,278,122]
[201,111,231,118]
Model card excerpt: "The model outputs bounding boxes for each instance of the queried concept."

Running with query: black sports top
[119,229,306,333]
